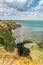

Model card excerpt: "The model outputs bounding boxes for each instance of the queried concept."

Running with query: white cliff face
[11,27,23,44]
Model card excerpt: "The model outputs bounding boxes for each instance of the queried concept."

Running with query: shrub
[0,27,16,52]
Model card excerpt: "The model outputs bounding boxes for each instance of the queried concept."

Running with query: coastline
[22,28,43,65]
[0,20,43,65]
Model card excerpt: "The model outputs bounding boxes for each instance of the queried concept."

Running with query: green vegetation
[0,21,16,51]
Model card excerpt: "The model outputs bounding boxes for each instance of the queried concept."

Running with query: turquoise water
[15,20,43,31]
[14,20,43,37]
[15,20,43,27]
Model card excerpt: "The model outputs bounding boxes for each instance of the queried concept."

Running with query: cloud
[0,0,34,16]
[1,11,43,20]
[5,0,26,3]
[27,0,33,7]
[34,0,43,10]
[0,0,43,20]
[17,0,26,3]
[4,0,34,11]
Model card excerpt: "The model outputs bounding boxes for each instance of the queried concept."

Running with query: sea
[14,20,43,30]
[12,20,43,41]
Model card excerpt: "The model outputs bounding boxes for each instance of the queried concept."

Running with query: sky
[0,0,43,20]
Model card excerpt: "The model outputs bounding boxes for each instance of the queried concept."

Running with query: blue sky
[0,0,43,20]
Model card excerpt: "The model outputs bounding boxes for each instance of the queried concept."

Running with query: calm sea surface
[12,20,43,39]
[15,20,43,31]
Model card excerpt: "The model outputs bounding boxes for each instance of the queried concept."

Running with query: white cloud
[5,0,26,3]
[17,0,26,3]
[1,13,43,20]
[5,0,15,3]
[27,0,33,7]
[34,0,43,10]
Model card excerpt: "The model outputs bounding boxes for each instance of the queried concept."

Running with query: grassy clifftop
[0,20,43,65]
[0,44,36,65]
[0,20,21,51]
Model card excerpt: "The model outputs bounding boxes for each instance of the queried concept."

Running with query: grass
[30,43,43,61]
[0,44,36,65]
[0,43,43,65]
[24,42,43,65]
